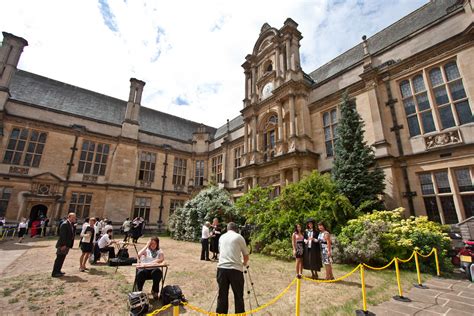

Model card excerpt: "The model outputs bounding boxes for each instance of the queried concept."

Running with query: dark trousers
[216,268,245,314]
[52,248,68,274]
[93,245,115,262]
[201,238,209,260]
[136,268,163,293]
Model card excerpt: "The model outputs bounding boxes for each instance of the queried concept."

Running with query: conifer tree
[332,92,385,209]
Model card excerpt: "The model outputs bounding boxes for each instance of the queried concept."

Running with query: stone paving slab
[0,249,26,274]
[372,276,474,315]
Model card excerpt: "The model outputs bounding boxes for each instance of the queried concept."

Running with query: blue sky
[3,0,427,127]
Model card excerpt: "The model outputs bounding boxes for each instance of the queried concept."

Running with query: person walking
[18,218,27,243]
[201,221,211,261]
[79,217,96,272]
[216,222,249,315]
[292,223,305,276]
[209,218,221,260]
[318,222,334,280]
[303,218,322,279]
[121,217,131,242]
[52,213,76,278]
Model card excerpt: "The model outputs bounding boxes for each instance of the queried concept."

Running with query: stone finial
[260,23,271,34]
[362,35,369,55]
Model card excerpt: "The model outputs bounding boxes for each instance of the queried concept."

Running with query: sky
[2,0,428,128]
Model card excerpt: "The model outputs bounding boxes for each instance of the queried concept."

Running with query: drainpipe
[55,125,83,221]
[157,144,171,232]
[384,79,415,216]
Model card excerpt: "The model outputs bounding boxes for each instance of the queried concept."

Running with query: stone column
[244,71,250,100]
[280,169,286,187]
[251,115,257,152]
[275,46,280,78]
[289,94,296,137]
[244,121,248,153]
[277,103,283,140]
[251,66,257,96]
[285,37,291,72]
[292,167,299,183]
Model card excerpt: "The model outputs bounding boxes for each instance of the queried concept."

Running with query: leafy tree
[168,186,241,241]
[332,92,385,209]
[235,171,359,259]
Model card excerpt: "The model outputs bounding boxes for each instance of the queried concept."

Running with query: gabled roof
[308,0,463,83]
[9,70,216,142]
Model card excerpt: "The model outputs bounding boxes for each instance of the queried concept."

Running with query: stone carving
[140,180,152,188]
[82,175,98,183]
[259,175,279,186]
[241,154,247,166]
[288,139,296,152]
[9,166,29,175]
[236,178,245,187]
[174,184,185,192]
[424,130,462,149]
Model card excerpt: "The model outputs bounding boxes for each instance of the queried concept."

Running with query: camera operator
[216,222,249,314]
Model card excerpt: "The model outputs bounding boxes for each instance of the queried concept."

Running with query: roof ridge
[16,69,217,131]
[308,0,447,79]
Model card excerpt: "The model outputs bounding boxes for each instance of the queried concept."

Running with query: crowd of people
[38,210,333,315]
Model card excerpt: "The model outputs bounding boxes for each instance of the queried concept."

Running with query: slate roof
[214,115,245,139]
[308,0,462,83]
[9,70,216,142]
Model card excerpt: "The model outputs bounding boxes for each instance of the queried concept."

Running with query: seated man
[136,237,165,299]
[93,229,116,263]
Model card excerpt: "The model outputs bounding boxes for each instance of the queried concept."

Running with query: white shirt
[217,230,249,272]
[202,225,210,239]
[122,220,131,232]
[141,248,164,264]
[80,223,96,243]
[98,234,112,249]
[18,222,27,229]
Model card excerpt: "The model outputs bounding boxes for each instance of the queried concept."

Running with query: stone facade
[0,0,473,228]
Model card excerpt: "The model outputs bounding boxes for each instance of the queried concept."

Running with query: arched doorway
[30,204,48,222]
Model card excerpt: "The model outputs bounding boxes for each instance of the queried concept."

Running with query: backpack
[161,285,186,305]
[128,291,149,316]
[108,257,137,266]
[117,248,129,259]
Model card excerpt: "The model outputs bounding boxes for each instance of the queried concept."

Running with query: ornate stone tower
[240,19,316,192]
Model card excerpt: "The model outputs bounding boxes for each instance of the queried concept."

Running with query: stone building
[0,0,473,228]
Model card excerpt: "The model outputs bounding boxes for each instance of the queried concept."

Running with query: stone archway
[29,204,48,222]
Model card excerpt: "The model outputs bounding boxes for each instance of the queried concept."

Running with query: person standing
[292,223,305,276]
[303,219,322,279]
[216,222,249,314]
[52,212,76,278]
[122,217,131,242]
[79,217,96,272]
[209,218,221,260]
[18,218,27,243]
[318,222,334,280]
[201,221,211,261]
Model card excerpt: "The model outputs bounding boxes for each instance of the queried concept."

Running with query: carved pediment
[32,172,63,182]
[424,130,462,150]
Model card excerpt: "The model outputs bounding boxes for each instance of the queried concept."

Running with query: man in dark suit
[52,212,76,278]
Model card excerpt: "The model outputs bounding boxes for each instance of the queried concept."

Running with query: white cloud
[2,0,427,128]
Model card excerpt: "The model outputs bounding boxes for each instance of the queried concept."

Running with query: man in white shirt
[216,222,249,314]
[201,221,211,261]
[92,229,116,263]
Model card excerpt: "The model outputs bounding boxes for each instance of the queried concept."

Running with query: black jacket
[56,220,75,248]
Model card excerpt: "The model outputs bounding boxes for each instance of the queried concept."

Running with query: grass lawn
[0,236,436,315]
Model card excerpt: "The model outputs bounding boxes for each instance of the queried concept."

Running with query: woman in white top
[18,218,27,243]
[79,217,96,272]
[136,237,165,299]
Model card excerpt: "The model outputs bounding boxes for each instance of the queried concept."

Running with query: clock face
[262,82,274,99]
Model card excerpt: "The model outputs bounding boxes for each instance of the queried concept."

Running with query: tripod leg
[246,268,260,306]
[244,271,253,315]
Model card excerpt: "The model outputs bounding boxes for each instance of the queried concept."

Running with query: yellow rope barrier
[146,303,172,316]
[397,251,415,263]
[363,258,395,271]
[183,278,297,316]
[146,247,440,316]
[302,263,362,283]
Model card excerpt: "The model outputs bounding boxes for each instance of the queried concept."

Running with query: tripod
[244,266,260,308]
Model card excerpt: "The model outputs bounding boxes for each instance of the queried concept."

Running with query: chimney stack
[124,78,146,124]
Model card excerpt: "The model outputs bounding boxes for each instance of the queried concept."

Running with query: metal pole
[434,248,440,277]
[295,276,301,316]
[393,258,411,302]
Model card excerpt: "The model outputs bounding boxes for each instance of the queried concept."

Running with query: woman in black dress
[292,223,305,276]
[209,218,221,260]
[303,219,322,279]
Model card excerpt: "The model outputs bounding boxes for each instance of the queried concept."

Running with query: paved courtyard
[372,276,474,315]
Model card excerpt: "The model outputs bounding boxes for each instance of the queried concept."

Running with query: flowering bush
[335,208,451,271]
[168,186,242,241]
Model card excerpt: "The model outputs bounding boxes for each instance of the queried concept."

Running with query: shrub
[168,186,241,241]
[235,171,360,260]
[335,208,451,271]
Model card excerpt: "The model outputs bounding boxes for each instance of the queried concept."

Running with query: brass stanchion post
[414,251,428,289]
[296,275,301,316]
[393,258,411,302]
